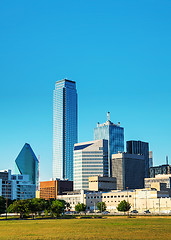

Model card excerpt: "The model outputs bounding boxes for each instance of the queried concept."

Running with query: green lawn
[0,216,171,240]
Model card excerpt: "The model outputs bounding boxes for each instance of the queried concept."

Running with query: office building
[0,170,35,200]
[73,139,108,190]
[112,153,145,190]
[94,112,124,176]
[126,140,149,177]
[40,179,73,200]
[149,164,171,178]
[89,176,117,191]
[149,151,153,168]
[15,143,39,190]
[53,79,77,181]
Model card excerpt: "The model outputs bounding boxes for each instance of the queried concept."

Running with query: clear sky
[0,0,171,181]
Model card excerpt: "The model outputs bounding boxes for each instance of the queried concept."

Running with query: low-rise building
[145,174,171,191]
[40,179,73,200]
[89,176,116,192]
[57,190,85,210]
[0,169,35,200]
[149,164,171,178]
[57,188,171,213]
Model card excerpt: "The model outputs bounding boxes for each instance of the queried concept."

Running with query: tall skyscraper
[53,79,77,181]
[94,112,124,176]
[126,140,149,178]
[15,143,39,190]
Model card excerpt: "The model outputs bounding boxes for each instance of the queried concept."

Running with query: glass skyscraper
[94,113,124,176]
[15,143,39,190]
[53,79,77,181]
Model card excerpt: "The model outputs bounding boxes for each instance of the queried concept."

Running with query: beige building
[57,174,171,213]
[84,189,170,212]
[145,174,171,190]
[57,188,171,213]
[89,176,116,191]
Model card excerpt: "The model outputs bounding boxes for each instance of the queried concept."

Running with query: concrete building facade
[57,188,171,213]
[145,174,171,190]
[89,176,117,192]
[73,139,108,190]
[149,164,171,178]
[112,153,145,190]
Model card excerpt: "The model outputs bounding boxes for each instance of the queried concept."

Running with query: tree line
[0,196,131,219]
[0,196,68,219]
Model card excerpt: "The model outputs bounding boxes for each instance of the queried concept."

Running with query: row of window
[85,195,132,199]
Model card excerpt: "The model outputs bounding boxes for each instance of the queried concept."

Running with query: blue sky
[0,0,171,181]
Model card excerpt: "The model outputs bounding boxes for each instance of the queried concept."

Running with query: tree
[117,200,131,213]
[50,200,66,218]
[97,202,106,212]
[8,200,30,219]
[75,203,86,213]
[37,199,47,217]
[0,196,6,214]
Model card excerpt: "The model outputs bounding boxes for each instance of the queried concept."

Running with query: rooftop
[56,79,76,84]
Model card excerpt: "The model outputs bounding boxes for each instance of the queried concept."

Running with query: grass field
[0,216,171,240]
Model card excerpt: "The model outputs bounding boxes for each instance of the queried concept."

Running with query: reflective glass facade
[15,143,39,190]
[94,120,124,176]
[53,79,77,181]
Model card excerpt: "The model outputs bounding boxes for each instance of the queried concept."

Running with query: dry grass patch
[0,217,170,240]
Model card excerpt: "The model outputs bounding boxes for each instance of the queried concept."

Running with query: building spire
[107,112,110,121]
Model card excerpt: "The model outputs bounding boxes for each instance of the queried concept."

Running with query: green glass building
[15,143,39,190]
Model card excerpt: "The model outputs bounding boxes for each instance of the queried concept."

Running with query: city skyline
[0,1,171,181]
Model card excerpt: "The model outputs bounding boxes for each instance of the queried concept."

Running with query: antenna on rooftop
[166,155,169,165]
[107,112,110,121]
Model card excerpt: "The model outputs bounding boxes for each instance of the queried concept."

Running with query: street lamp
[6,182,10,220]
[126,187,129,217]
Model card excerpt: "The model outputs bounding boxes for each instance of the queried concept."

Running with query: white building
[73,139,108,190]
[57,188,171,213]
[0,170,35,200]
